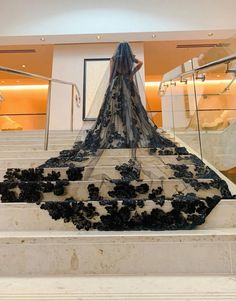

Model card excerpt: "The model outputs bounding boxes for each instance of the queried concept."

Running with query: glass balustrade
[0,66,80,150]
[0,78,48,131]
[160,34,236,184]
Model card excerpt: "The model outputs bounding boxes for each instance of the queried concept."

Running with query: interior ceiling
[0,39,227,84]
[144,39,225,81]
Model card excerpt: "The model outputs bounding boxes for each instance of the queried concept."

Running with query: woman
[5,42,231,232]
[82,42,174,152]
[42,42,174,167]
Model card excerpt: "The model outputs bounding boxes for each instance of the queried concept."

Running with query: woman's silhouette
[42,42,175,167]
[82,42,174,152]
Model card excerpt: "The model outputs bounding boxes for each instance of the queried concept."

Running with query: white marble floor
[0,275,236,300]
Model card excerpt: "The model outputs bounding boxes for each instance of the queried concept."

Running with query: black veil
[2,41,232,233]
[80,42,174,153]
[109,42,135,81]
[41,42,175,168]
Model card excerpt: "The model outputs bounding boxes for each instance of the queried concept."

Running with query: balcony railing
[0,66,81,150]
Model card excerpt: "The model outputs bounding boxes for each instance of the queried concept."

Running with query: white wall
[50,42,145,130]
[1,0,236,36]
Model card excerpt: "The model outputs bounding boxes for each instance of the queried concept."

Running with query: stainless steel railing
[159,53,236,95]
[0,65,81,150]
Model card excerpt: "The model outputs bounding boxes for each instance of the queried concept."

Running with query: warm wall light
[0,84,49,90]
[164,79,234,85]
[96,35,101,40]
[21,64,26,68]
[208,32,214,37]
[193,79,234,85]
[152,34,157,38]
[145,82,161,87]
[40,37,45,41]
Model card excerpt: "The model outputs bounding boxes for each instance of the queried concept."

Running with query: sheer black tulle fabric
[3,42,232,232]
[80,42,174,152]
[41,42,175,168]
[82,74,174,151]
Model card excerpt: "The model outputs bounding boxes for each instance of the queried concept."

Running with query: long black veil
[1,41,233,233]
[109,42,135,81]
[79,42,174,154]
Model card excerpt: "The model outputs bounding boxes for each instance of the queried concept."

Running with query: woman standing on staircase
[82,42,174,152]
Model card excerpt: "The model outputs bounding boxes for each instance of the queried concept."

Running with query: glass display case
[160,35,236,184]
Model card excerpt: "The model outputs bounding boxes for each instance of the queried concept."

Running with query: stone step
[0,130,82,137]
[0,150,60,158]
[89,148,184,156]
[0,154,192,169]
[0,203,74,231]
[0,154,200,181]
[0,144,74,151]
[3,178,219,201]
[0,275,235,300]
[2,162,201,181]
[82,155,192,167]
[0,149,185,159]
[0,158,54,169]
[0,228,235,276]
[0,133,78,139]
[51,164,198,181]
[0,138,75,145]
[0,200,234,231]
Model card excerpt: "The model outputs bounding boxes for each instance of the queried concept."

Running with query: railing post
[70,85,74,132]
[191,65,203,160]
[170,85,176,140]
[44,80,52,150]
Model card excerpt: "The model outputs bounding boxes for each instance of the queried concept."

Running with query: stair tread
[0,275,235,300]
[0,227,235,238]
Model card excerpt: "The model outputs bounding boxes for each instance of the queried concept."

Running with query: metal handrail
[159,53,236,95]
[159,53,236,163]
[0,66,81,98]
[0,65,81,150]
[0,113,46,116]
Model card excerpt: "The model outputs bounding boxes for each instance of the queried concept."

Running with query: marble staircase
[1,276,236,300]
[0,130,80,171]
[0,130,236,300]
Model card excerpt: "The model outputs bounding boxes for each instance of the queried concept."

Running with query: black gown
[36,43,232,231]
[1,42,232,232]
[42,42,175,166]
[82,72,174,152]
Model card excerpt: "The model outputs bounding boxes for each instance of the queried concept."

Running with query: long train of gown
[83,74,174,152]
[0,68,233,231]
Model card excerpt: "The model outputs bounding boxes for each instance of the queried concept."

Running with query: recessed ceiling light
[208,32,214,37]
[22,64,26,68]
[217,74,220,78]
[40,37,45,41]
[152,34,157,38]
[16,80,20,83]
[96,35,101,40]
